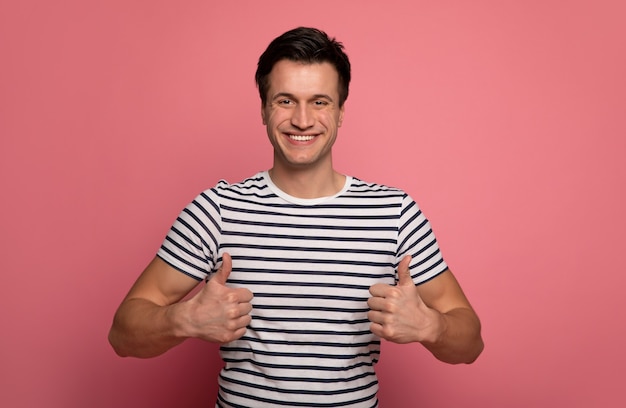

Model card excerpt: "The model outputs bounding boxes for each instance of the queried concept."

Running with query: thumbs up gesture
[182,253,253,344]
[367,255,444,344]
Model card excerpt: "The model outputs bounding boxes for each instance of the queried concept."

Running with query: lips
[288,134,316,141]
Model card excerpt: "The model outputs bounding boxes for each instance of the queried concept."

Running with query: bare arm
[368,256,483,364]
[414,267,483,364]
[108,254,253,358]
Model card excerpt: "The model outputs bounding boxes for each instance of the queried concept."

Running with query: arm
[368,256,483,364]
[108,254,253,358]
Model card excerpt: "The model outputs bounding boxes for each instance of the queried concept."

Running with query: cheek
[320,112,342,129]
[264,109,288,128]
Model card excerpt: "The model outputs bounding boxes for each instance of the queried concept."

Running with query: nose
[290,104,314,129]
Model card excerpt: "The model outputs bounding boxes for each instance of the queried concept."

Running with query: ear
[261,105,267,125]
[338,104,345,127]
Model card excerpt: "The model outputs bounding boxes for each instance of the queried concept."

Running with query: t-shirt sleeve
[397,194,448,284]
[157,189,222,281]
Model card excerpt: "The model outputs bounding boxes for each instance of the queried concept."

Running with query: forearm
[108,298,187,358]
[422,307,484,364]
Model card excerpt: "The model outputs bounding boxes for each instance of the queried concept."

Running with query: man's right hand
[177,252,254,344]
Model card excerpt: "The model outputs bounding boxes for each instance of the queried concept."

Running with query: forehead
[266,60,340,99]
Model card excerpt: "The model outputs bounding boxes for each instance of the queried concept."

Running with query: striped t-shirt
[157,171,448,407]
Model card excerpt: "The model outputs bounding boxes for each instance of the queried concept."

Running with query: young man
[109,27,483,407]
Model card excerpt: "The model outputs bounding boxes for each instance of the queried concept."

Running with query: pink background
[1,1,625,407]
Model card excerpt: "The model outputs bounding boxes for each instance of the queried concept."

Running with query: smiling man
[263,59,345,198]
[109,27,483,407]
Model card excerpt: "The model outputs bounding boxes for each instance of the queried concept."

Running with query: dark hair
[255,27,351,107]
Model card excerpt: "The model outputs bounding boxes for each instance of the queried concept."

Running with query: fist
[367,255,443,344]
[183,253,254,343]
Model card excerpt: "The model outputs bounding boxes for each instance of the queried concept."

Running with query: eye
[313,100,329,107]
[278,99,294,105]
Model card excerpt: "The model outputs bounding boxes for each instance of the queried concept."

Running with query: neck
[268,163,345,199]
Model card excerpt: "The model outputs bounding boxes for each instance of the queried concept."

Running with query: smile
[289,134,316,141]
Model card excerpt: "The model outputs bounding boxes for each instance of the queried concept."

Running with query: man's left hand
[367,255,446,344]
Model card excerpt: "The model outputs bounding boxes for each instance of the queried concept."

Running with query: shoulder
[345,176,412,202]
[347,177,406,195]
[344,177,427,218]
[197,172,274,202]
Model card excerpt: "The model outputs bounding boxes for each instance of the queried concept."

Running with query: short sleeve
[396,194,448,284]
[157,188,222,281]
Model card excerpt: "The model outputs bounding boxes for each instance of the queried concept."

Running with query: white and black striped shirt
[158,171,448,407]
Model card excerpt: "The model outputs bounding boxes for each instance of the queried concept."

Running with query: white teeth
[289,135,315,141]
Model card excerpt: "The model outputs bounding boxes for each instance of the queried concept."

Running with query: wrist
[422,310,448,345]
[165,301,191,339]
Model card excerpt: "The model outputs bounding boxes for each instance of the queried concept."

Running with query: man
[109,27,483,407]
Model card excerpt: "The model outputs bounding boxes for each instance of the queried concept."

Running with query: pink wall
[2,1,625,407]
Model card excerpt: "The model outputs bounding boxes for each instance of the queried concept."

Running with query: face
[261,60,345,171]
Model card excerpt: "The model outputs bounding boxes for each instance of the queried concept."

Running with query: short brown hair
[255,27,351,107]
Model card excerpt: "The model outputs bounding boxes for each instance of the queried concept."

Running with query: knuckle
[225,308,239,319]
[382,326,396,339]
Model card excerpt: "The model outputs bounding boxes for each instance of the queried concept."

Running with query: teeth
[289,135,315,141]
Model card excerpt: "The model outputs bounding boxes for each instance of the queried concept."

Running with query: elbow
[436,339,484,365]
[108,326,130,358]
[459,310,484,364]
[433,320,484,365]
[459,329,485,364]
[457,324,485,364]
[433,308,484,364]
[463,337,484,364]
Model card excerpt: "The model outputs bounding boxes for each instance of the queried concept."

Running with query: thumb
[396,255,414,287]
[211,253,232,286]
